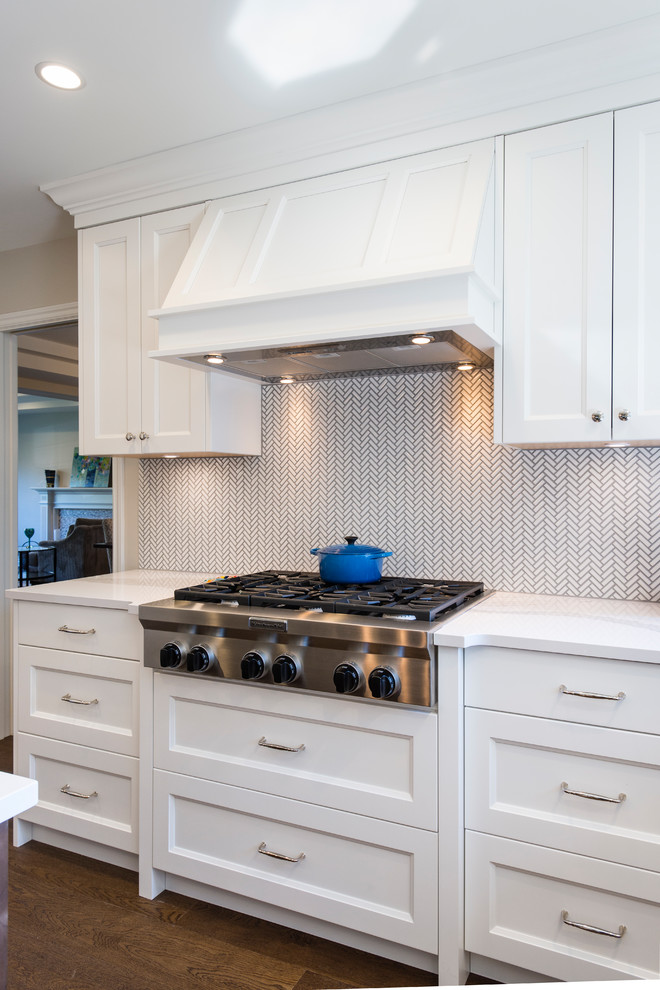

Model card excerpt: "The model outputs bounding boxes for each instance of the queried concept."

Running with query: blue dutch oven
[310,536,393,584]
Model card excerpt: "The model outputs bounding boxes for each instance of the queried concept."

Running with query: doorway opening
[15,322,113,585]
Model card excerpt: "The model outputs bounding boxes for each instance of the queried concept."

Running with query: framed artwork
[70,448,112,488]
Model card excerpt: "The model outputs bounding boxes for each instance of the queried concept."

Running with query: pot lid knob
[344,536,358,545]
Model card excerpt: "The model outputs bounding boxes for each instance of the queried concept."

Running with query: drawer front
[16,601,141,660]
[15,732,138,852]
[465,645,658,732]
[466,830,660,982]
[153,769,437,953]
[465,708,660,872]
[17,646,139,756]
[153,675,437,828]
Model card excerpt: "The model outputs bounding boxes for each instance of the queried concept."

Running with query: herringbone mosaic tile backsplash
[139,369,660,601]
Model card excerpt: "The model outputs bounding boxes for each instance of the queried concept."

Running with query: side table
[17,546,56,586]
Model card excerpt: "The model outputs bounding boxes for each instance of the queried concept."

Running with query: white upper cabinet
[613,101,660,442]
[500,114,614,446]
[500,103,660,447]
[79,206,261,456]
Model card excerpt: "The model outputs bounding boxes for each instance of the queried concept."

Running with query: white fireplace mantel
[33,486,113,540]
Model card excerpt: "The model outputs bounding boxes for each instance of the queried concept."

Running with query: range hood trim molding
[148,263,491,320]
[153,269,499,358]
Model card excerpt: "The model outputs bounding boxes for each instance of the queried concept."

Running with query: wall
[0,238,77,315]
[18,405,78,543]
[139,369,660,602]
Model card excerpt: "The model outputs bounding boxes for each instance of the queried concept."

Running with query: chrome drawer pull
[60,784,98,800]
[257,841,305,863]
[561,910,626,939]
[258,736,305,753]
[61,693,99,706]
[561,782,626,804]
[559,684,625,702]
[58,625,96,636]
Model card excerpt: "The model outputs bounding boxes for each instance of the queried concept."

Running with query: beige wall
[0,237,77,315]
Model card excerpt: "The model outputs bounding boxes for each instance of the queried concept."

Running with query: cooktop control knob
[160,641,185,669]
[241,651,267,680]
[187,644,214,673]
[272,654,299,684]
[333,663,361,694]
[368,666,400,700]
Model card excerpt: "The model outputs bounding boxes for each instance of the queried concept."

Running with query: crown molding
[0,302,78,333]
[42,15,660,229]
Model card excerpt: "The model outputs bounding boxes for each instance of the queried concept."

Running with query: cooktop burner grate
[174,571,485,622]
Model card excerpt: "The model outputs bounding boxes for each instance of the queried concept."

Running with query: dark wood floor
[1,736,495,989]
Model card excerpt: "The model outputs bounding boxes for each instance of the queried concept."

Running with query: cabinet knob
[125,432,136,441]
[139,431,150,440]
[591,411,604,423]
[618,409,631,421]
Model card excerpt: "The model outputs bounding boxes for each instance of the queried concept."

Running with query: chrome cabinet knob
[591,411,604,423]
[618,409,631,421]
[139,431,150,440]
[125,432,136,441]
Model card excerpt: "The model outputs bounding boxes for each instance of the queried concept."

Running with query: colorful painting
[70,448,112,488]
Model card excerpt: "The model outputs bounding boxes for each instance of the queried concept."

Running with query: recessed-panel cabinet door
[613,101,660,442]
[79,219,141,455]
[502,114,613,446]
[140,205,208,453]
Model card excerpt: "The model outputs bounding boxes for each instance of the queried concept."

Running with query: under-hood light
[204,353,224,365]
[279,376,295,384]
[457,361,475,371]
[411,334,433,345]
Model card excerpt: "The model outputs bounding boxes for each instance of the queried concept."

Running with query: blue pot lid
[317,536,387,556]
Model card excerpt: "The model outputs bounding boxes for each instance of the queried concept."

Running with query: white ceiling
[4,0,660,254]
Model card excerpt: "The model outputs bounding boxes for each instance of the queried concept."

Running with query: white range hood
[150,138,499,381]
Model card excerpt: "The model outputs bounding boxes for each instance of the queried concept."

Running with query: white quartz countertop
[435,591,660,662]
[5,569,216,613]
[0,772,38,823]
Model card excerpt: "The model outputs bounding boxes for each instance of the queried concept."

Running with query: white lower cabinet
[466,831,660,981]
[15,733,138,853]
[154,675,437,828]
[465,646,660,981]
[151,674,439,957]
[153,769,437,952]
[465,708,660,873]
[12,601,141,865]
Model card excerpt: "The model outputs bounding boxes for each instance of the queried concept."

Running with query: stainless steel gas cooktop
[139,571,490,709]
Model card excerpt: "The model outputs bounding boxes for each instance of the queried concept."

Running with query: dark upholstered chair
[38,518,111,582]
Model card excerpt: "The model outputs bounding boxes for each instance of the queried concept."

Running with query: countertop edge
[434,629,660,663]
[0,773,38,823]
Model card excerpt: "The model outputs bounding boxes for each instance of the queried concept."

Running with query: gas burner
[174,571,485,621]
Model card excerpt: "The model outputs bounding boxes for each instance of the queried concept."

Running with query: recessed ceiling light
[457,362,475,371]
[204,353,224,365]
[35,62,84,90]
[411,334,433,345]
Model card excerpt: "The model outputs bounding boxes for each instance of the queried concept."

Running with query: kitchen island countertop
[436,590,660,663]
